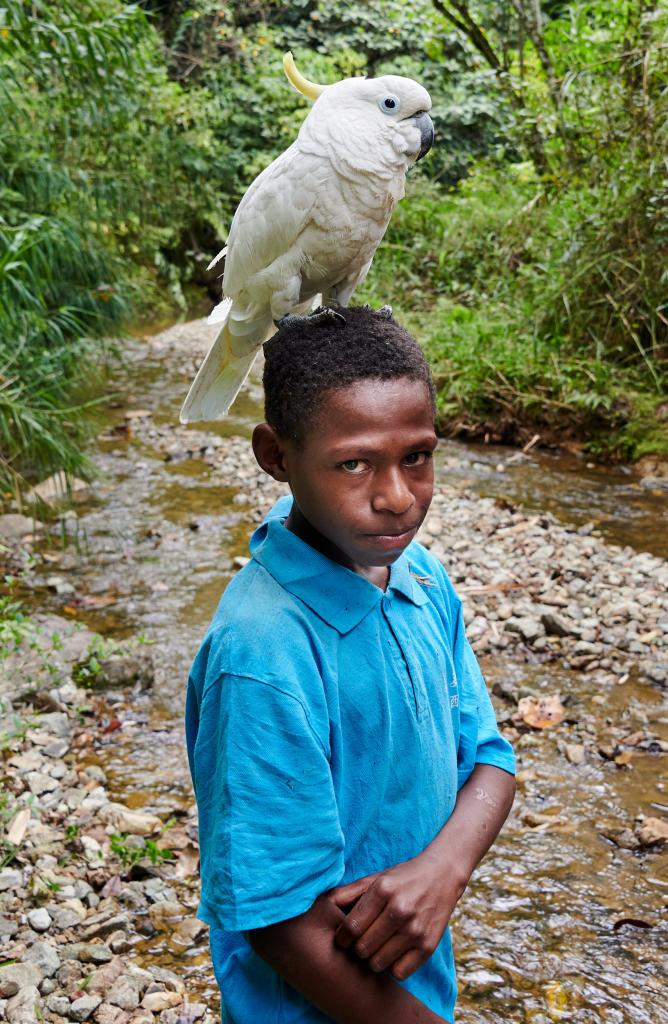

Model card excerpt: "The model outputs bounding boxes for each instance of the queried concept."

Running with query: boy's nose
[371,470,415,516]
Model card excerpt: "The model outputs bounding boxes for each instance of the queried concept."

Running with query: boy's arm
[331,763,515,980]
[248,894,448,1024]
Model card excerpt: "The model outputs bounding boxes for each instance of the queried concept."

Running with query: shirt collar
[249,496,429,634]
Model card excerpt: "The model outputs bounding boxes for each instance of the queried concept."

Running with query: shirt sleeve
[443,579,516,789]
[190,671,345,932]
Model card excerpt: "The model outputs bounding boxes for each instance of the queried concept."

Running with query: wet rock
[148,900,184,926]
[461,968,506,995]
[70,994,103,1021]
[173,917,208,943]
[565,743,586,765]
[600,826,640,850]
[27,906,52,932]
[637,817,668,846]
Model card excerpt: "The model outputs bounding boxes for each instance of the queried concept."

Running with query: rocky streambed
[0,611,212,1024]
[1,319,667,1024]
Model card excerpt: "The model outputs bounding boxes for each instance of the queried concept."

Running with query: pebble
[27,908,52,932]
[69,994,103,1021]
[0,869,22,892]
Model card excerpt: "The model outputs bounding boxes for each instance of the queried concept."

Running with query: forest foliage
[1,0,666,493]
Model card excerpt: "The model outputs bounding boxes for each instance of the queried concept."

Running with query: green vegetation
[1,0,666,486]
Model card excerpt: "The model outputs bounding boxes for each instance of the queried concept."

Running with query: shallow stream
[21,321,668,1022]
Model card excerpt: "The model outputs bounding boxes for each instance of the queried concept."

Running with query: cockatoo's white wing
[222,143,321,307]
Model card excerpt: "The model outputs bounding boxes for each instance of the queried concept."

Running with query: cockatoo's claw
[275,306,346,330]
[360,303,393,319]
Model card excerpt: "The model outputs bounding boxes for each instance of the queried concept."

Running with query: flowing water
[22,321,668,1022]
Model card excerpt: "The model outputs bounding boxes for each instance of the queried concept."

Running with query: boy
[185,306,516,1023]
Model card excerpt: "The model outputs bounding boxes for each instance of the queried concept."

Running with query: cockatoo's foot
[275,306,346,330]
[361,303,393,319]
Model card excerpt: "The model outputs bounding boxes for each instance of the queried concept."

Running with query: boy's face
[254,377,437,574]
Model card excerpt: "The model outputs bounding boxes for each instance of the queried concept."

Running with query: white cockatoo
[180,53,433,422]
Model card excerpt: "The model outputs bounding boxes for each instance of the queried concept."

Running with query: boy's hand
[330,850,466,981]
[330,764,516,983]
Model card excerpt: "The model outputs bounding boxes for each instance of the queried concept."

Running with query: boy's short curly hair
[262,306,436,442]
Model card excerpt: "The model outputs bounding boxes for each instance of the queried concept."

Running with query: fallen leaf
[102,718,122,734]
[614,751,634,767]
[514,694,565,730]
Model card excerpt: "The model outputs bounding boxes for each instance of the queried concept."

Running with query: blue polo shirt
[185,496,514,1023]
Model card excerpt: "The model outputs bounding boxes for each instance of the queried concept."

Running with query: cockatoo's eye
[378,95,401,115]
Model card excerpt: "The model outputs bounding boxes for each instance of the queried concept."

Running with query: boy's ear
[252,423,290,483]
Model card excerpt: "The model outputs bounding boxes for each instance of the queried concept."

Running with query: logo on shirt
[450,694,459,708]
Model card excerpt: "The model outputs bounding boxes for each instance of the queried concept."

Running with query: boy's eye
[340,459,367,474]
[404,451,432,467]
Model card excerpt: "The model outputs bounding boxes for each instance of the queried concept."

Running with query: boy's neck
[285,505,390,591]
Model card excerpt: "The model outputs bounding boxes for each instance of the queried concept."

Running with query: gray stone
[89,650,154,691]
[0,868,22,892]
[0,513,44,541]
[6,984,41,1024]
[69,994,102,1021]
[63,941,113,964]
[0,962,43,991]
[46,994,71,1015]
[26,771,58,795]
[51,907,82,930]
[25,939,60,977]
[541,611,581,638]
[80,910,130,942]
[0,915,17,938]
[507,616,544,642]
[107,974,142,1010]
[573,639,602,656]
[27,907,52,932]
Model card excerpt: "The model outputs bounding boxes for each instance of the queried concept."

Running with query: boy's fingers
[352,910,408,964]
[329,873,377,909]
[334,886,387,950]
[365,933,414,974]
[390,948,427,982]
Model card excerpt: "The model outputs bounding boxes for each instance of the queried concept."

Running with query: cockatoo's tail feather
[179,302,271,422]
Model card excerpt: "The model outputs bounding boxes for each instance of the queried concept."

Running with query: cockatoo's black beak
[413,111,434,161]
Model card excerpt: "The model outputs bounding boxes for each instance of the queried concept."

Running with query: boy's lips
[363,525,420,550]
